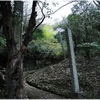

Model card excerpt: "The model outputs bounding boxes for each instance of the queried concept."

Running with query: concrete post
[65,28,82,98]
[59,32,66,59]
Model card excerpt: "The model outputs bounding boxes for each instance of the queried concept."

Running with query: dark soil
[26,57,100,99]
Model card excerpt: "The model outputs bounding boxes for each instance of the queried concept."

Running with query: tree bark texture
[0,1,37,98]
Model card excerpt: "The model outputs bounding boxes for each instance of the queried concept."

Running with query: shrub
[24,38,67,69]
[77,42,100,59]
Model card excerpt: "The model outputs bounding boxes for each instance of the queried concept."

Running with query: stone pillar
[59,32,66,59]
[14,1,23,50]
[65,28,82,98]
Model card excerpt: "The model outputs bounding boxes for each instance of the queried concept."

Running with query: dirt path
[24,71,66,99]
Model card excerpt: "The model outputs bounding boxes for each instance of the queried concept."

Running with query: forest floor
[26,57,100,99]
[24,81,66,99]
[0,57,100,99]
[24,71,66,99]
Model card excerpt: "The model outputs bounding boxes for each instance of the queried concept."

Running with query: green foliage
[32,28,44,40]
[32,25,56,41]
[42,25,56,39]
[77,42,100,58]
[78,42,99,48]
[24,25,67,69]
[71,1,100,41]
[66,1,100,58]
[24,37,67,70]
[28,39,64,60]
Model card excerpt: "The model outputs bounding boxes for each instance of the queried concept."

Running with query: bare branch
[50,1,77,15]
[23,0,77,31]
[32,1,77,32]
[93,0,100,7]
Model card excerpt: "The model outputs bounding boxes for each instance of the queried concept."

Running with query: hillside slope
[26,58,100,99]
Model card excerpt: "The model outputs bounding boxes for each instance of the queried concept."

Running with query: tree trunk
[6,51,27,98]
[0,1,27,98]
[0,1,37,98]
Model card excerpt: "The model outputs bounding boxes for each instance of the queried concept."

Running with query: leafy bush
[42,25,56,39]
[28,39,64,60]
[24,38,67,69]
[24,25,68,70]
[32,28,44,40]
[77,42,100,59]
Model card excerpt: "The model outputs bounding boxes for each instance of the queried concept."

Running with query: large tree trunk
[0,1,37,98]
[0,1,27,98]
[6,51,27,98]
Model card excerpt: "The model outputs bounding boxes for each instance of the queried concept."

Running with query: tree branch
[23,1,37,46]
[93,0,100,7]
[32,1,45,33]
[50,1,77,15]
[23,0,77,47]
